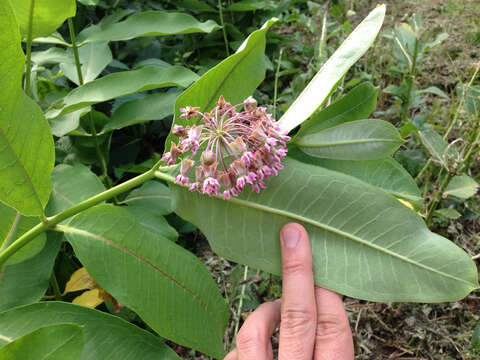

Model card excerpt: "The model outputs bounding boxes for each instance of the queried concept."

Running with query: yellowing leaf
[72,288,104,309]
[397,198,414,210]
[63,267,96,294]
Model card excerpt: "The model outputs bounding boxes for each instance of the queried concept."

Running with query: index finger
[278,223,316,360]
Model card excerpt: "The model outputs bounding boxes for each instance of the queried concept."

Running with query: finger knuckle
[236,326,264,352]
[316,312,350,340]
[281,307,316,336]
[282,259,309,276]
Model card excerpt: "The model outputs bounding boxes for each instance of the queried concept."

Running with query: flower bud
[172,125,186,137]
[180,159,194,176]
[201,150,216,165]
[229,137,247,154]
[243,96,257,111]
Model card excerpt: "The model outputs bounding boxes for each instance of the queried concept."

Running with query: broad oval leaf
[164,18,277,152]
[418,129,459,168]
[105,91,179,132]
[170,157,479,302]
[10,0,76,39]
[288,146,422,206]
[0,232,61,312]
[60,42,113,85]
[0,302,180,359]
[278,5,386,133]
[0,203,45,265]
[126,206,178,242]
[444,175,479,200]
[62,205,229,358]
[121,180,172,215]
[78,11,220,44]
[294,119,404,160]
[0,323,84,360]
[0,0,54,216]
[46,164,106,218]
[295,82,378,138]
[46,66,198,119]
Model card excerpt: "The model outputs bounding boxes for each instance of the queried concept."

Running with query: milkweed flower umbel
[162,95,290,199]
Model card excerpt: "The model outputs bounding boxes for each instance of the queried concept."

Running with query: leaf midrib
[297,138,400,147]
[226,197,475,287]
[60,225,224,331]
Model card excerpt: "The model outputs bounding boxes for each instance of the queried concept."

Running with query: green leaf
[126,206,178,242]
[0,323,84,360]
[0,0,54,216]
[78,0,98,5]
[434,208,461,220]
[294,119,403,160]
[10,0,76,39]
[278,5,386,133]
[0,302,181,359]
[295,82,378,138]
[288,146,422,206]
[0,203,45,265]
[165,18,277,152]
[46,164,106,218]
[0,232,61,312]
[121,181,172,215]
[31,48,73,66]
[414,86,449,99]
[418,129,458,168]
[105,91,179,132]
[50,107,91,137]
[62,205,229,358]
[174,0,217,12]
[457,84,480,116]
[226,0,276,11]
[60,42,113,85]
[78,11,220,44]
[46,66,198,119]
[170,157,478,302]
[444,175,479,200]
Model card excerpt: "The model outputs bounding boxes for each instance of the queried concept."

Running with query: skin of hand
[224,222,354,360]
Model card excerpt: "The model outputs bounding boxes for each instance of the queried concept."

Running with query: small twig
[218,0,230,56]
[232,265,249,345]
[50,271,62,301]
[472,253,480,260]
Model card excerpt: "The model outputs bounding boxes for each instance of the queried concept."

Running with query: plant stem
[273,48,283,119]
[24,0,36,96]
[68,18,109,185]
[425,170,454,224]
[50,271,62,301]
[460,117,480,172]
[0,163,165,267]
[218,0,230,56]
[401,36,419,125]
[233,265,249,344]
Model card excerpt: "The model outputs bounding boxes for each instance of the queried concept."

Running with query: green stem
[401,36,419,125]
[218,0,230,56]
[50,271,62,301]
[273,48,283,119]
[460,117,480,172]
[0,163,165,267]
[425,170,454,224]
[233,265,249,342]
[24,0,35,96]
[68,18,109,185]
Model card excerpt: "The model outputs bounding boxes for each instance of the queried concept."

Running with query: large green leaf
[278,5,385,133]
[0,323,84,360]
[46,66,198,119]
[444,175,479,200]
[418,129,458,169]
[46,164,106,218]
[288,146,422,206]
[0,232,61,312]
[126,206,178,242]
[169,157,478,302]
[121,181,172,215]
[295,82,378,138]
[0,203,45,265]
[165,18,277,151]
[62,205,229,358]
[10,0,76,39]
[49,107,91,137]
[0,302,180,359]
[0,0,54,216]
[294,119,403,160]
[60,42,113,85]
[105,91,179,132]
[78,11,220,44]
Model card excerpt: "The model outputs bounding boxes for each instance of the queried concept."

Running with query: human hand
[224,222,354,359]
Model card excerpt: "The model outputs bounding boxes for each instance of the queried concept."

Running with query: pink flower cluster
[162,96,290,199]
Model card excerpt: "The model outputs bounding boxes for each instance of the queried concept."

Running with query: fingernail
[280,225,300,248]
